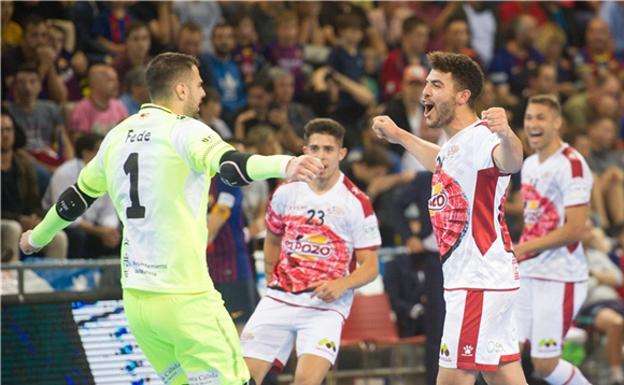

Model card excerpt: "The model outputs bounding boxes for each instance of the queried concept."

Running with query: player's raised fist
[19,230,41,255]
[481,107,512,138]
[371,115,403,144]
[285,155,323,183]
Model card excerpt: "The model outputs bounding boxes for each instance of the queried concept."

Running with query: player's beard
[425,99,454,129]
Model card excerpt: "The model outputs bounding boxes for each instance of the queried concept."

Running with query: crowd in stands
[1,1,623,383]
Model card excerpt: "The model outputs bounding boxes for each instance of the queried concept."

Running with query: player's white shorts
[240,296,344,368]
[439,289,520,372]
[516,278,587,358]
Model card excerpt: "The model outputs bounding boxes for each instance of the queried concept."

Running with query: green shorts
[123,288,250,385]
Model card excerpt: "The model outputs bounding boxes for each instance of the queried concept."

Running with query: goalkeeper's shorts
[123,288,250,385]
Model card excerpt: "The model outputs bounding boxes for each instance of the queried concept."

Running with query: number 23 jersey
[265,173,382,318]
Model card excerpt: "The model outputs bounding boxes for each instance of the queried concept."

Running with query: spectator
[173,0,222,55]
[112,20,152,88]
[1,109,67,261]
[380,16,430,101]
[2,15,68,104]
[69,64,128,136]
[574,17,624,83]
[293,1,326,46]
[586,117,624,230]
[461,2,497,67]
[175,22,212,87]
[42,133,120,259]
[69,1,112,65]
[577,224,624,385]
[119,66,149,116]
[599,1,624,53]
[232,12,267,85]
[198,86,232,140]
[489,14,544,108]
[6,64,74,169]
[367,2,414,50]
[512,63,558,129]
[128,1,180,52]
[534,23,577,100]
[563,73,621,135]
[1,1,22,49]
[203,22,247,126]
[47,22,85,102]
[92,2,134,57]
[265,10,306,96]
[269,67,315,139]
[441,17,480,65]
[206,173,259,331]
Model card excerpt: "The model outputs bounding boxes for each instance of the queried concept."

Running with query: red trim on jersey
[567,241,580,253]
[562,366,576,385]
[444,287,519,292]
[498,195,513,252]
[562,282,574,337]
[520,276,588,284]
[266,295,347,321]
[472,167,500,255]
[562,147,583,178]
[457,291,484,369]
[343,177,374,217]
[271,358,285,373]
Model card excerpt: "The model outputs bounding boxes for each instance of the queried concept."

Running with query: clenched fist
[371,115,404,144]
[285,155,323,183]
[481,107,513,138]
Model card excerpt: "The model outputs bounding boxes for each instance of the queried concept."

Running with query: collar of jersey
[140,103,176,115]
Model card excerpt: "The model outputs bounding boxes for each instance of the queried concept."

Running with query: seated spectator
[367,2,414,50]
[441,16,480,65]
[512,63,558,129]
[173,0,222,55]
[563,73,621,135]
[577,224,624,385]
[6,64,74,169]
[1,1,22,49]
[586,117,624,230]
[198,86,232,140]
[599,1,624,53]
[92,1,135,57]
[265,10,306,97]
[293,1,326,46]
[534,23,577,100]
[2,14,68,104]
[129,1,179,51]
[119,66,149,116]
[574,17,624,84]
[489,14,544,108]
[233,77,302,154]
[1,109,67,261]
[42,133,120,259]
[47,22,85,102]
[269,67,315,139]
[69,64,128,137]
[461,2,497,68]
[112,20,151,88]
[176,22,212,86]
[232,12,267,85]
[380,16,430,101]
[203,22,247,126]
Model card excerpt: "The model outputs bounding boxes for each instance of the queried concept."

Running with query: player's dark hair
[528,94,561,116]
[145,52,199,101]
[303,118,345,146]
[427,51,484,108]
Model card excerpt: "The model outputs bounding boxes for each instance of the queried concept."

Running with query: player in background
[19,52,323,385]
[241,118,381,385]
[513,95,593,385]
[372,51,527,385]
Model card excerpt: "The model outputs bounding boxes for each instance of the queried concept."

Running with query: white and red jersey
[518,144,592,282]
[429,120,518,290]
[264,173,381,318]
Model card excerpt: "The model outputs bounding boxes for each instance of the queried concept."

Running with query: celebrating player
[241,118,381,385]
[19,52,322,385]
[372,51,526,385]
[514,95,593,385]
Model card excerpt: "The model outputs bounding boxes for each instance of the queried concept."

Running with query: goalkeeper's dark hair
[145,52,199,101]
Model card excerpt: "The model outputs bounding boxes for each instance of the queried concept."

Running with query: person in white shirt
[242,118,381,385]
[42,133,120,258]
[513,95,593,385]
[372,51,526,385]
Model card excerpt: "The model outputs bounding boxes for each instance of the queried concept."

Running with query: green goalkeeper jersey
[79,104,235,293]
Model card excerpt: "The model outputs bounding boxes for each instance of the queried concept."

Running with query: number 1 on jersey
[124,153,146,219]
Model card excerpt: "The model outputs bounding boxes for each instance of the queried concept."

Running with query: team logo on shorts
[538,338,558,349]
[317,338,337,353]
[440,343,450,357]
[461,344,474,357]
